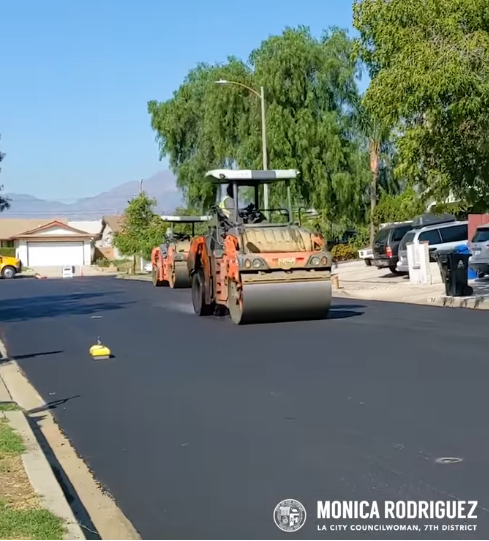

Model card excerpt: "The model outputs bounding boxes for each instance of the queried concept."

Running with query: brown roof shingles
[102,215,124,234]
[0,218,69,240]
[14,220,94,239]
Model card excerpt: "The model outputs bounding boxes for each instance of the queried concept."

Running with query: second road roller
[151,215,210,288]
[187,169,332,324]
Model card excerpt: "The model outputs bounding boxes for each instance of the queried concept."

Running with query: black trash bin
[435,250,451,295]
[436,250,473,297]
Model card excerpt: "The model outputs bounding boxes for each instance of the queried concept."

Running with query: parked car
[372,222,413,274]
[397,220,468,273]
[0,255,22,279]
[358,247,373,266]
[469,223,489,278]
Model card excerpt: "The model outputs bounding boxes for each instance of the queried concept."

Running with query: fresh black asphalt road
[1,276,489,540]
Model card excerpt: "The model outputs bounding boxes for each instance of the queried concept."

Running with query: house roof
[0,218,69,240]
[13,220,94,238]
[102,215,124,234]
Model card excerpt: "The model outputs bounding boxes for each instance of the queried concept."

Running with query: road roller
[151,215,210,288]
[187,169,332,324]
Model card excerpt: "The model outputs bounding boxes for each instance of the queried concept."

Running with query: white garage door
[27,242,84,267]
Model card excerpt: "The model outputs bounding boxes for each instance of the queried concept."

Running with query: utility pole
[215,79,269,215]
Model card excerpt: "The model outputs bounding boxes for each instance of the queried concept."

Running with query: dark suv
[372,222,413,274]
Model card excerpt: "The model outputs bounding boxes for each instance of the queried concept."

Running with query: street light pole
[215,79,269,212]
[260,86,269,212]
[139,178,144,194]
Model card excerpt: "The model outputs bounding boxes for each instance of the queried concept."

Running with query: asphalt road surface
[1,276,489,540]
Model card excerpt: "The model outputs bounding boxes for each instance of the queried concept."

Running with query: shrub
[0,248,15,257]
[113,259,130,267]
[95,258,110,267]
[348,227,370,251]
[331,243,357,262]
[116,261,133,273]
[373,188,425,227]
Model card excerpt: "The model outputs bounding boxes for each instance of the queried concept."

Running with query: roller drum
[171,261,192,288]
[229,279,332,325]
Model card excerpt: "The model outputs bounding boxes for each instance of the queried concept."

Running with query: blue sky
[0,0,363,201]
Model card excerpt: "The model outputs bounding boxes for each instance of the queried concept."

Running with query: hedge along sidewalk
[0,406,85,540]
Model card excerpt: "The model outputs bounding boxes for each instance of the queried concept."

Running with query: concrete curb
[0,357,141,540]
[426,294,489,310]
[332,288,489,310]
[117,274,152,281]
[1,409,85,540]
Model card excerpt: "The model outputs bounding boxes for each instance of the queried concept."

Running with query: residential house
[0,218,99,267]
[96,215,125,260]
[69,220,103,262]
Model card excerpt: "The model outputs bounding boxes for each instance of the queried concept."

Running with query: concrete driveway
[0,276,488,539]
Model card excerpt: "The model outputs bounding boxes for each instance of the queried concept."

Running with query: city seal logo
[273,499,307,532]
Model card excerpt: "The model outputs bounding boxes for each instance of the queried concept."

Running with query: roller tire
[192,269,214,316]
[168,265,175,289]
[152,265,166,287]
[228,280,244,325]
[169,263,191,289]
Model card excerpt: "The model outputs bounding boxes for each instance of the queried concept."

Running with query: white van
[397,221,468,273]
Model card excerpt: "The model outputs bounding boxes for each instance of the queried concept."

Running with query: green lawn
[0,403,21,412]
[0,501,66,540]
[0,419,24,457]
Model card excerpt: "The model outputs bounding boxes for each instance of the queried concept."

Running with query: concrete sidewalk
[333,260,489,310]
[24,266,119,279]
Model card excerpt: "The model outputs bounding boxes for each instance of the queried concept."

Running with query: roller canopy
[206,169,299,184]
[160,215,211,223]
[411,213,456,229]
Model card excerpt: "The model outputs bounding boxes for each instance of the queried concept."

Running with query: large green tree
[149,27,370,228]
[353,0,489,207]
[113,193,166,262]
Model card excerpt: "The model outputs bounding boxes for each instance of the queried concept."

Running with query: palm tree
[354,106,393,246]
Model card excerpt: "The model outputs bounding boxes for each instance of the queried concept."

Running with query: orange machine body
[151,242,189,288]
[151,215,210,289]
[187,228,331,317]
[187,168,332,325]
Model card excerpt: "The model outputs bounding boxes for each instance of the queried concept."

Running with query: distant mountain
[2,171,184,219]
